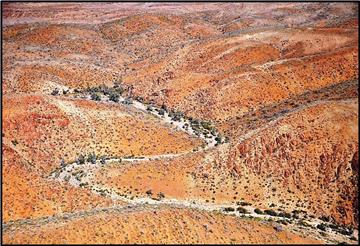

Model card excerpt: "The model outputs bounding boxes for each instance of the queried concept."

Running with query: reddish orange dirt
[2,2,358,244]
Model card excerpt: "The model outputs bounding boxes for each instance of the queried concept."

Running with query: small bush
[79,182,89,188]
[170,111,183,121]
[76,154,85,164]
[237,201,252,206]
[135,96,144,103]
[91,93,101,101]
[319,215,330,222]
[100,157,106,165]
[337,227,353,236]
[109,93,119,102]
[237,207,248,214]
[254,208,263,214]
[264,209,278,216]
[87,152,96,164]
[215,136,222,144]
[298,220,311,227]
[278,220,288,225]
[200,121,212,130]
[292,213,300,219]
[157,192,165,200]
[278,212,292,219]
[158,108,165,116]
[11,139,18,146]
[223,207,235,212]
[51,88,60,96]
[317,223,327,231]
[123,98,133,105]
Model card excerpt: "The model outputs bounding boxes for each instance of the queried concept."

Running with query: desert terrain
[2,2,359,244]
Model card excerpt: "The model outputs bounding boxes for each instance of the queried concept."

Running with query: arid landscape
[2,2,359,244]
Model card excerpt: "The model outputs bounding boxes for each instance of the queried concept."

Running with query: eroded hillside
[2,2,358,244]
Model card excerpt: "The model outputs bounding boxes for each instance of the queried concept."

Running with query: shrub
[135,96,144,102]
[157,192,165,200]
[298,220,311,227]
[76,154,85,164]
[317,223,327,231]
[254,208,263,214]
[87,152,96,164]
[91,93,101,101]
[99,84,110,95]
[278,220,288,225]
[237,201,252,206]
[264,209,278,216]
[51,88,60,96]
[292,213,300,219]
[100,157,106,165]
[170,111,183,121]
[113,80,123,88]
[146,190,152,196]
[11,139,18,146]
[223,207,235,212]
[215,136,222,144]
[328,224,339,230]
[158,108,165,116]
[337,227,353,236]
[190,119,200,126]
[278,212,292,219]
[237,207,248,214]
[114,86,125,95]
[200,121,212,130]
[319,215,330,222]
[123,98,133,105]
[79,182,89,188]
[109,93,119,102]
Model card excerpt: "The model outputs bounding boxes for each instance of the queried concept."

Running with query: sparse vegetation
[109,92,120,102]
[237,201,252,206]
[51,88,60,96]
[11,139,18,146]
[317,223,327,231]
[87,152,96,164]
[237,207,248,214]
[264,209,278,216]
[157,192,165,200]
[91,93,101,101]
[76,154,85,165]
[223,207,235,212]
[123,97,133,105]
[3,3,358,245]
